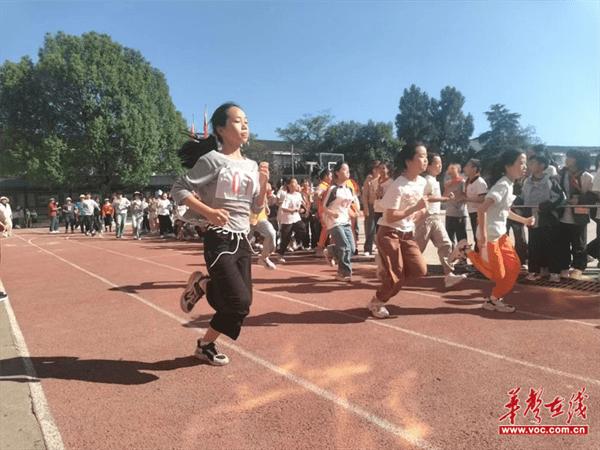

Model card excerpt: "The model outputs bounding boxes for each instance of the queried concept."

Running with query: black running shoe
[180,271,209,313]
[194,341,229,366]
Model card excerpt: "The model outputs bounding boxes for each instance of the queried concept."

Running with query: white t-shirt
[377,175,427,232]
[465,177,488,214]
[278,191,303,225]
[113,197,131,214]
[322,184,357,230]
[81,199,99,216]
[157,198,172,216]
[423,174,442,215]
[485,176,515,242]
[373,178,393,213]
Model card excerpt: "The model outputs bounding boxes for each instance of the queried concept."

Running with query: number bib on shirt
[215,166,257,203]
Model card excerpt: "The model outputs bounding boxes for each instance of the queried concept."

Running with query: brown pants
[375,226,427,302]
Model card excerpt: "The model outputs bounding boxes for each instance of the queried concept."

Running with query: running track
[1,229,598,449]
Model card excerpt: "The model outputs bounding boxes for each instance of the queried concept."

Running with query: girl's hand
[258,162,270,187]
[525,216,535,227]
[206,208,230,227]
[414,197,428,212]
[447,192,455,200]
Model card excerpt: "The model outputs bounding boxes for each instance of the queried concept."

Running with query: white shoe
[549,273,561,282]
[448,239,471,263]
[569,269,584,280]
[363,252,371,257]
[482,298,515,313]
[560,269,571,279]
[368,297,390,319]
[258,255,276,270]
[444,272,467,288]
[275,255,286,264]
[335,274,352,282]
[525,272,541,281]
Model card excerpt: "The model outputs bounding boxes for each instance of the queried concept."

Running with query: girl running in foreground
[368,142,429,319]
[171,102,269,365]
[458,150,535,313]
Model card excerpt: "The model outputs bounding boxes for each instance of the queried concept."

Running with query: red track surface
[2,229,599,449]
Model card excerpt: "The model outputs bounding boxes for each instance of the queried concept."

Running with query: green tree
[478,104,534,163]
[395,84,434,145]
[320,120,401,180]
[0,31,187,193]
[276,112,333,157]
[429,86,474,162]
[395,84,474,163]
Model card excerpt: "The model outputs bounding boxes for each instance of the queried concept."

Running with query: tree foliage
[319,120,401,180]
[275,112,334,157]
[395,84,474,163]
[478,104,535,162]
[0,31,187,192]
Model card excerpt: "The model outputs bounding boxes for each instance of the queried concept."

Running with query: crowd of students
[37,190,187,239]
[2,101,599,367]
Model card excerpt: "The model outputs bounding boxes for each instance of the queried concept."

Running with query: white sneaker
[525,272,541,281]
[569,269,584,280]
[258,255,276,270]
[444,272,467,288]
[448,239,471,263]
[549,273,561,282]
[335,274,352,282]
[560,269,571,279]
[363,252,371,257]
[275,255,286,264]
[482,298,515,313]
[368,297,390,319]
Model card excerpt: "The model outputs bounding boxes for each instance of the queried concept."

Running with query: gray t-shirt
[171,150,263,233]
[445,180,467,217]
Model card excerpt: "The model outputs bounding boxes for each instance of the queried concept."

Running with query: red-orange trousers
[467,234,521,299]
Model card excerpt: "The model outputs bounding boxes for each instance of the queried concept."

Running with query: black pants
[302,215,318,248]
[558,222,588,271]
[64,216,75,232]
[506,219,528,264]
[528,226,560,274]
[586,219,600,259]
[82,215,94,233]
[468,212,479,252]
[203,229,252,340]
[278,221,307,255]
[158,214,173,235]
[445,216,467,246]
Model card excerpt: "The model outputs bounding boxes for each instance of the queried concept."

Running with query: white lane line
[2,299,65,450]
[18,236,438,450]
[65,238,600,387]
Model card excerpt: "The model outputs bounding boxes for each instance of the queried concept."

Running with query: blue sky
[1,1,599,146]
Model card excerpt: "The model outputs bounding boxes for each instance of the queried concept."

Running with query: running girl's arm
[182,195,229,225]
[507,210,535,226]
[476,197,494,248]
[427,192,455,203]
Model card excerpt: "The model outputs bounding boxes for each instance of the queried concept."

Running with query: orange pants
[467,234,521,299]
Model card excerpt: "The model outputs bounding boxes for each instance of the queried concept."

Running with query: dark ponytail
[177,135,218,169]
[490,149,524,185]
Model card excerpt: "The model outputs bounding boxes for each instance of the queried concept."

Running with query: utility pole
[291,144,295,177]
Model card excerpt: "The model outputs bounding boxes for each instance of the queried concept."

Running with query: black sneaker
[180,271,209,313]
[194,341,229,366]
